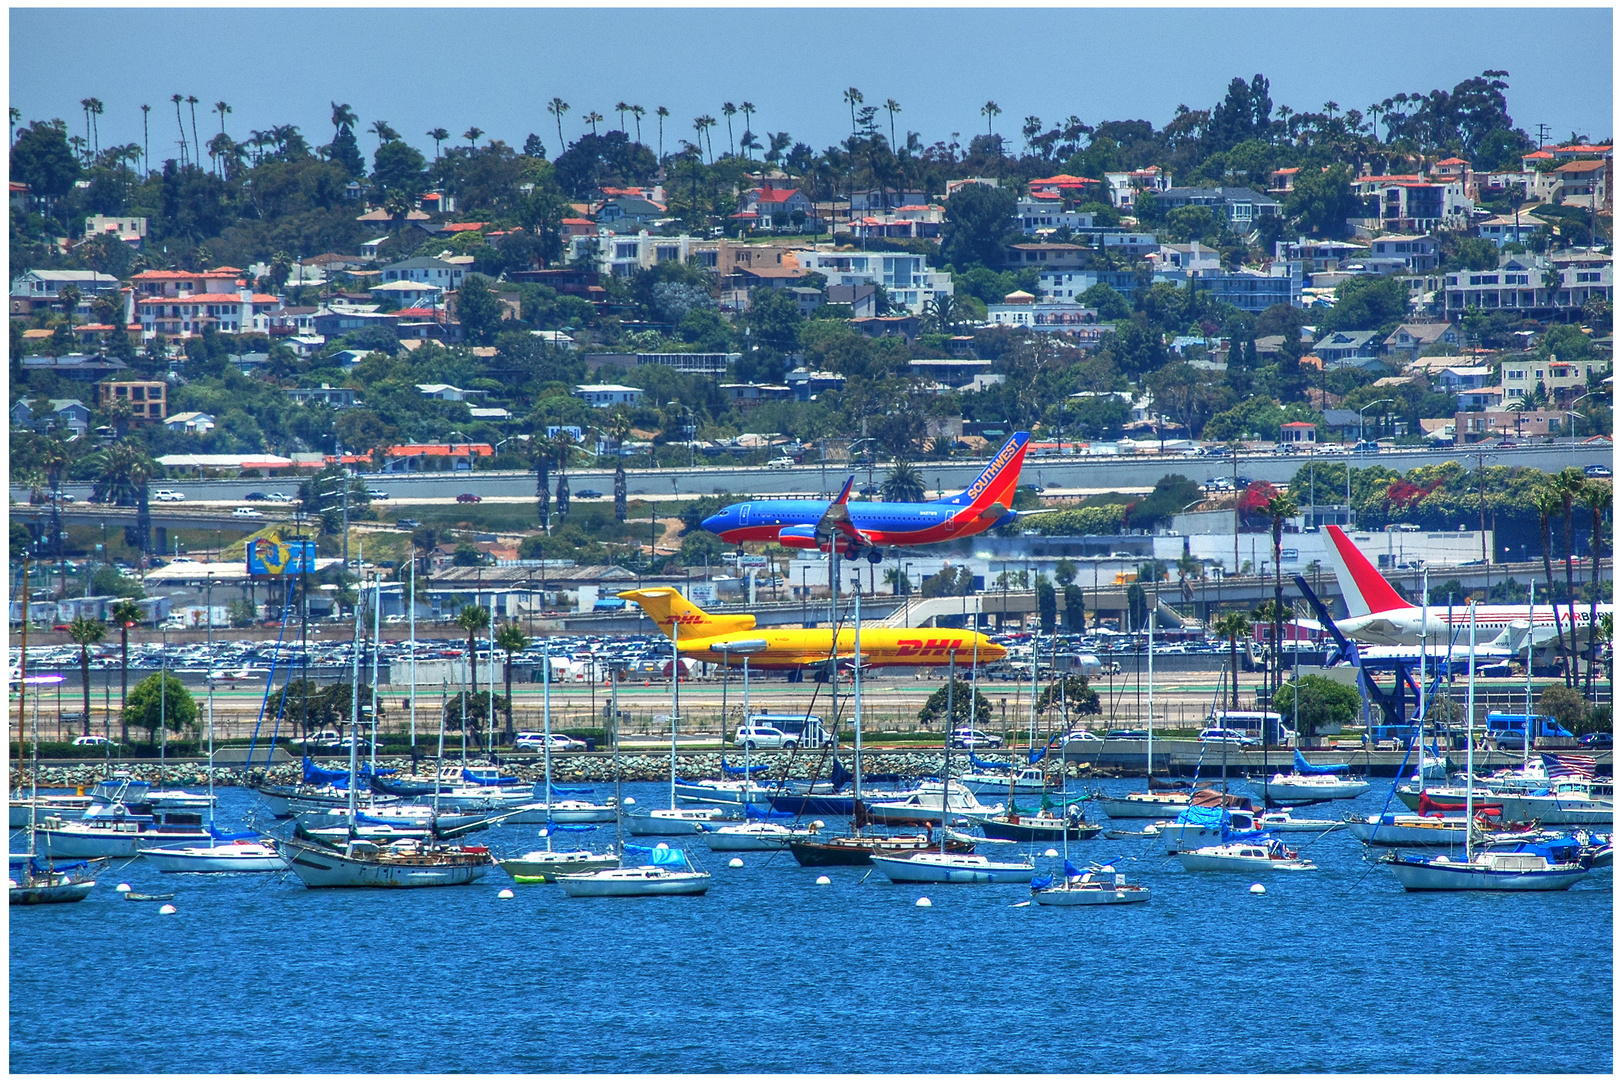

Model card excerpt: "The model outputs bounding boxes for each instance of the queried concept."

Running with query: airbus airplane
[617,588,1007,670]
[701,432,1046,563]
[1322,524,1609,647]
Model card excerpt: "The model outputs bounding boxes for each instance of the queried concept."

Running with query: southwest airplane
[618,588,1006,670]
[1322,524,1610,647]
[701,432,1045,563]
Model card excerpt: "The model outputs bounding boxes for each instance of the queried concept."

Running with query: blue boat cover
[360,763,398,778]
[1030,874,1054,890]
[829,757,854,793]
[1174,805,1227,829]
[460,769,521,787]
[744,803,794,820]
[969,752,1010,771]
[647,847,689,868]
[1293,748,1349,775]
[207,824,261,841]
[302,757,349,785]
[1064,859,1084,878]
[1029,732,1064,765]
[541,824,596,833]
[548,784,593,796]
[719,755,769,776]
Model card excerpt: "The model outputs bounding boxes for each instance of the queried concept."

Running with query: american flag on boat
[1540,753,1598,779]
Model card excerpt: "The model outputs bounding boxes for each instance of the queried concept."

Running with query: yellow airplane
[617,588,1007,670]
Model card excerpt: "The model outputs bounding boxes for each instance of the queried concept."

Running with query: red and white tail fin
[832,476,855,505]
[1323,525,1413,618]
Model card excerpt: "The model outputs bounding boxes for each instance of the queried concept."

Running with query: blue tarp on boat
[302,757,349,785]
[1064,859,1085,878]
[461,769,521,787]
[207,824,260,841]
[720,756,769,776]
[1172,805,1227,829]
[648,847,690,868]
[1293,749,1349,775]
[829,757,854,793]
[744,803,794,820]
[969,752,1010,771]
[1029,733,1064,765]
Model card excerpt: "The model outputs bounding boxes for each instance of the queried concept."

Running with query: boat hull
[870,852,1035,884]
[1033,883,1150,906]
[623,810,727,836]
[36,826,142,859]
[674,782,779,807]
[499,852,619,883]
[702,827,801,851]
[1385,856,1588,891]
[284,842,492,888]
[555,867,711,897]
[1176,851,1315,872]
[1254,778,1371,803]
[9,796,93,828]
[9,880,95,905]
[141,843,289,873]
[975,817,1100,843]
[1347,818,1467,847]
[1094,794,1188,820]
[1490,794,1613,826]
[788,836,968,866]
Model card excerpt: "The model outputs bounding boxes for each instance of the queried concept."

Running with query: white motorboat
[673,779,780,807]
[430,784,540,812]
[1251,772,1371,804]
[957,766,1050,796]
[499,847,620,883]
[142,838,289,873]
[1160,806,1263,853]
[535,798,617,825]
[555,863,711,897]
[1256,810,1348,834]
[1383,847,1590,891]
[1032,865,1151,907]
[144,788,217,810]
[703,821,819,851]
[8,792,93,828]
[870,849,1036,884]
[1491,780,1614,827]
[284,836,493,888]
[1176,839,1318,872]
[864,780,1003,826]
[1347,814,1468,847]
[623,806,730,836]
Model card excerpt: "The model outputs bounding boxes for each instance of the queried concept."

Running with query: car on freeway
[857,485,879,497]
[57,493,75,503]
[1104,729,1150,740]
[1585,465,1612,478]
[1198,727,1258,747]
[456,493,482,503]
[367,489,389,499]
[515,731,588,752]
[153,489,185,502]
[575,489,603,499]
[232,507,264,518]
[398,518,422,530]
[1062,729,1104,744]
[1351,441,1381,456]
[949,728,1003,749]
[1578,731,1613,749]
[243,492,268,501]
[268,492,294,502]
[72,735,118,747]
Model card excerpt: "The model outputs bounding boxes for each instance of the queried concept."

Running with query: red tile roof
[1555,159,1608,173]
[1433,157,1469,166]
[385,443,495,458]
[132,269,238,281]
[1029,174,1098,186]
[753,187,802,205]
[439,222,489,232]
[138,292,279,305]
[562,217,595,226]
[1553,144,1611,154]
[1523,150,1554,160]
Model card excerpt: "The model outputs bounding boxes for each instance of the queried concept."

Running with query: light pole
[1350,398,1394,526]
[1565,391,1594,466]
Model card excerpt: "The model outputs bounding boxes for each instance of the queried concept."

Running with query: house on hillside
[1383,322,1460,363]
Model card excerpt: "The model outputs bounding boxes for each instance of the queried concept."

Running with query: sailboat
[622,621,731,836]
[1031,728,1149,906]
[283,570,493,888]
[499,639,618,883]
[11,565,97,905]
[872,649,1036,885]
[1383,604,1591,892]
[556,662,711,898]
[143,677,288,873]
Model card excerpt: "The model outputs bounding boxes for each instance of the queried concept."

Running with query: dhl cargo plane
[700,432,1048,563]
[617,588,1006,670]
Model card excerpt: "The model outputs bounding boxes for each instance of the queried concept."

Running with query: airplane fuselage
[1338,604,1611,646]
[703,498,1015,550]
[680,627,1007,669]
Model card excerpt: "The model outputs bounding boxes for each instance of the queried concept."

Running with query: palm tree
[57,284,81,334]
[80,98,93,160]
[141,104,151,172]
[67,616,107,737]
[214,100,231,138]
[884,99,902,147]
[1580,479,1611,698]
[171,94,187,166]
[187,95,201,164]
[1212,611,1251,710]
[981,100,1002,136]
[550,430,576,518]
[88,98,104,157]
[369,119,398,147]
[455,604,491,704]
[609,410,633,522]
[1263,491,1299,695]
[110,598,142,740]
[463,126,483,150]
[1552,467,1587,686]
[655,106,669,160]
[721,102,737,156]
[694,115,716,163]
[1533,483,1563,669]
[330,101,357,135]
[547,98,570,152]
[843,88,864,136]
[615,101,630,133]
[495,623,529,740]
[427,126,449,159]
[740,102,755,153]
[880,460,925,502]
[584,111,603,137]
[630,104,646,145]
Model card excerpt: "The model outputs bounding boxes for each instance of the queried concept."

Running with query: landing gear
[865,548,883,565]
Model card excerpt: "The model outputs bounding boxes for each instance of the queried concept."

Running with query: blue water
[10,780,1612,1073]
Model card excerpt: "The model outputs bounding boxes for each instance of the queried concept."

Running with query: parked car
[267,492,294,502]
[575,489,603,499]
[72,735,117,747]
[1351,441,1381,456]
[153,489,185,502]
[398,519,422,530]
[1104,729,1150,740]
[1198,727,1258,746]
[456,493,482,503]
[232,507,264,518]
[367,489,389,499]
[1584,465,1612,478]
[243,492,268,501]
[857,485,879,497]
[766,458,796,470]
[950,728,1003,749]
[1578,731,1613,748]
[515,731,587,752]
[735,723,802,750]
[1062,729,1104,744]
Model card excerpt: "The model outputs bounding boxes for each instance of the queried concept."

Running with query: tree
[1063,584,1086,631]
[1212,611,1251,709]
[1551,467,1587,686]
[67,616,107,736]
[11,119,80,199]
[372,139,426,204]
[456,604,492,703]
[1034,674,1101,720]
[1320,274,1408,333]
[109,598,143,742]
[1581,479,1610,699]
[1537,684,1588,737]
[1284,164,1357,237]
[1037,578,1058,633]
[124,671,196,745]
[918,679,992,727]
[495,623,529,740]
[1262,490,1299,695]
[427,126,449,159]
[880,459,925,502]
[457,273,506,345]
[1272,675,1360,737]
[940,182,1017,271]
[1080,283,1132,322]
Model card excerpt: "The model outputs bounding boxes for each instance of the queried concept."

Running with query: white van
[766,458,796,470]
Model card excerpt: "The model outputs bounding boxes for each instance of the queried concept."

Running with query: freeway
[15,442,1606,506]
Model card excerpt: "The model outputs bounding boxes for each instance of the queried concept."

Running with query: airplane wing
[816,476,874,549]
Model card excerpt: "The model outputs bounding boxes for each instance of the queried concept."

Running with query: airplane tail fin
[945,431,1030,512]
[617,588,756,640]
[1323,525,1413,619]
[832,476,854,505]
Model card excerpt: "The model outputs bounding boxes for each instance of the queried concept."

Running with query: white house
[416,384,487,402]
[81,215,147,247]
[574,384,644,408]
[788,250,953,313]
[370,279,443,306]
[136,288,282,339]
[163,411,217,435]
[986,291,1100,333]
[378,256,464,291]
[1476,216,1543,247]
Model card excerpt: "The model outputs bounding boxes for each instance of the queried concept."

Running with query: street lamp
[1349,398,1395,525]
[1565,391,1594,465]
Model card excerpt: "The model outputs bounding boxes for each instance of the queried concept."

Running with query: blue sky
[11,8,1613,163]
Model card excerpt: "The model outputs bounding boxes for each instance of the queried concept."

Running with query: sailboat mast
[409,549,417,766]
[1524,581,1535,768]
[370,573,380,777]
[543,638,553,845]
[942,649,955,855]
[18,556,35,860]
[487,610,496,764]
[742,656,751,803]
[432,679,446,816]
[611,661,624,862]
[346,565,364,833]
[1465,602,1477,862]
[853,587,862,805]
[670,621,679,811]
[1147,594,1154,778]
[1418,570,1428,794]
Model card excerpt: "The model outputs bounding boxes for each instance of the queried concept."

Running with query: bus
[739,713,830,750]
[1209,710,1297,746]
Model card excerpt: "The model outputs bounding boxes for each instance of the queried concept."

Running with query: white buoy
[655,842,669,850]
[1250,883,1266,895]
[728,857,744,868]
[915,896,933,908]
[115,883,131,893]
[815,875,831,885]
[497,888,515,899]
[812,820,826,830]
[1044,848,1059,858]
[622,796,636,807]
[158,904,177,915]
[537,827,550,838]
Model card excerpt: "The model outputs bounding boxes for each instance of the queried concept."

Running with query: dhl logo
[962,439,1022,502]
[659,614,711,626]
[893,638,967,657]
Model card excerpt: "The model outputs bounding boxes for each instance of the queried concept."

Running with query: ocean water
[9,780,1612,1074]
